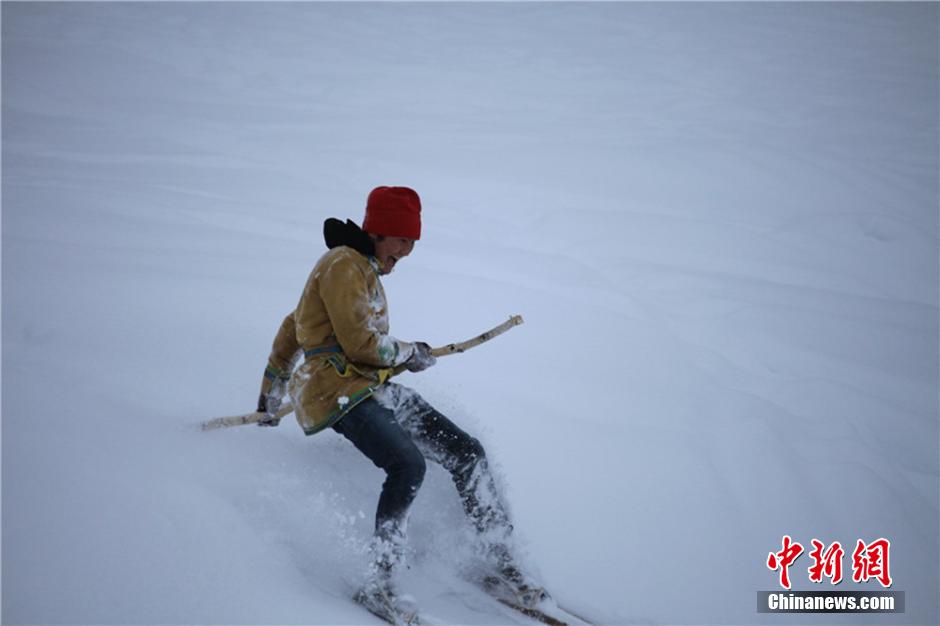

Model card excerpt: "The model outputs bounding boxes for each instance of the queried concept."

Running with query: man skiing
[256,186,543,622]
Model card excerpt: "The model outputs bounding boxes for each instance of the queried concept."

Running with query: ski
[479,577,595,626]
[353,586,451,626]
[490,596,596,626]
[493,597,570,626]
[555,604,597,625]
[357,603,419,626]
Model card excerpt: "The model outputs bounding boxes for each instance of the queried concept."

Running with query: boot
[355,557,420,625]
[354,580,418,625]
[480,542,549,609]
[354,527,418,624]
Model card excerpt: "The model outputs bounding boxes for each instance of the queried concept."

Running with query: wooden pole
[200,315,524,431]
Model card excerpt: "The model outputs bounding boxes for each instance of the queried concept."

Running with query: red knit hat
[362,186,422,240]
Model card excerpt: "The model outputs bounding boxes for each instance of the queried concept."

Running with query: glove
[257,376,288,427]
[405,342,437,373]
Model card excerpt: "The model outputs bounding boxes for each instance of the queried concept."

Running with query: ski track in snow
[3,3,937,625]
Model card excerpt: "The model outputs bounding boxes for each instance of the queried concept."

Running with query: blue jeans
[332,383,511,544]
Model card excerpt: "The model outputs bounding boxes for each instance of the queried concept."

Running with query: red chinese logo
[807,539,844,585]
[851,538,892,588]
[768,536,892,588]
[767,535,804,590]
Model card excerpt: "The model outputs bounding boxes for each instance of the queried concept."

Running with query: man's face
[372,235,416,274]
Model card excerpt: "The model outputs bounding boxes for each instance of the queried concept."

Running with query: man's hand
[257,377,288,427]
[405,341,437,373]
[256,407,281,427]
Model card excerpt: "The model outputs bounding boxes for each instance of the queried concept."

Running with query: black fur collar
[323,218,375,257]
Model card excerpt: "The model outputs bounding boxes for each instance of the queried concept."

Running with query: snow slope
[2,3,937,625]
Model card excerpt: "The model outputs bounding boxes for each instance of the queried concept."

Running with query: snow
[2,2,937,625]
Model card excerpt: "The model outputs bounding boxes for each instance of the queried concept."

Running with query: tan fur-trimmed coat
[260,246,413,435]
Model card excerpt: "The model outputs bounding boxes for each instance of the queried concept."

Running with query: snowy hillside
[2,3,937,625]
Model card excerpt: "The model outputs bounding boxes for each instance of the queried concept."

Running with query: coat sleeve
[317,255,414,368]
[259,311,301,398]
